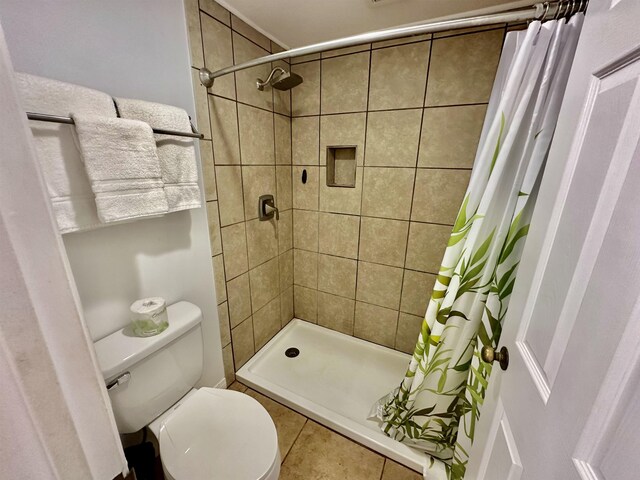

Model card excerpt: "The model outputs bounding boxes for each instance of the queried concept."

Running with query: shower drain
[285,347,300,358]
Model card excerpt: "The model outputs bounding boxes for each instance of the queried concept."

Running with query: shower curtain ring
[540,2,550,21]
[561,0,569,19]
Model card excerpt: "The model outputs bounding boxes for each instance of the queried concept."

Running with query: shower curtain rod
[199,0,586,88]
[25,112,204,139]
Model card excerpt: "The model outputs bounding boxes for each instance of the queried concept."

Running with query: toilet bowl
[149,388,280,480]
[93,302,280,480]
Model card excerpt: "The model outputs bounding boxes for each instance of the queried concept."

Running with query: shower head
[257,67,304,91]
[271,70,304,90]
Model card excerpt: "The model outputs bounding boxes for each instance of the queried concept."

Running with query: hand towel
[114,98,202,212]
[71,114,169,223]
[15,73,116,233]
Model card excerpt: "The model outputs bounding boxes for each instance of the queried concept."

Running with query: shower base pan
[236,319,447,479]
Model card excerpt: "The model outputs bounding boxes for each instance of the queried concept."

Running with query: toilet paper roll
[130,297,169,337]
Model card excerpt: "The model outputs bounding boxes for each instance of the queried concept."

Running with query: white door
[466,1,640,479]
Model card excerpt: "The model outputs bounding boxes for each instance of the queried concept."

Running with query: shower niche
[326,145,357,188]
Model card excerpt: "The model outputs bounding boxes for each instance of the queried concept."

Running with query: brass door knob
[481,346,509,371]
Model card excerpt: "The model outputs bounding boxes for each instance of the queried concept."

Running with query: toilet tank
[94,301,204,433]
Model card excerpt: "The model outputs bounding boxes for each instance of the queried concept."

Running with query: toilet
[94,301,280,480]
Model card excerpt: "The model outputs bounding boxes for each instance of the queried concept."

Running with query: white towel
[71,114,169,223]
[114,98,202,212]
[15,73,115,233]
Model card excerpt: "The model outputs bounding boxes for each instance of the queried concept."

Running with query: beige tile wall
[188,0,516,375]
[290,27,508,353]
[185,0,293,385]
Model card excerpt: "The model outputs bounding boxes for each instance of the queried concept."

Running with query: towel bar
[25,112,204,139]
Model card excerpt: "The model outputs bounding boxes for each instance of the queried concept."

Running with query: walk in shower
[190,1,586,477]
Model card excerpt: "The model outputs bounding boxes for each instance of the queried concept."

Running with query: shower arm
[256,67,287,91]
[199,1,587,88]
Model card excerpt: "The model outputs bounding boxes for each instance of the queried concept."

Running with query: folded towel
[71,114,169,223]
[15,73,116,233]
[114,98,202,212]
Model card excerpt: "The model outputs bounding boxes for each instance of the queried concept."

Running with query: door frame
[0,23,128,480]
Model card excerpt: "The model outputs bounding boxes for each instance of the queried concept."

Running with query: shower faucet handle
[258,194,279,221]
[265,202,279,220]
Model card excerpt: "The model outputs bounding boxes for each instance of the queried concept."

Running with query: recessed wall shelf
[326,145,357,188]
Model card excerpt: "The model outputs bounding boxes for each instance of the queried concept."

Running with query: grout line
[290,54,320,66]
[229,14,273,54]
[431,23,507,41]
[321,44,371,59]
[271,72,283,329]
[305,418,393,463]
[290,164,473,171]
[207,88,294,116]
[350,44,374,337]
[200,9,272,57]
[289,59,305,319]
[195,0,206,70]
[290,280,426,318]
[229,28,257,363]
[286,24,506,68]
[291,206,456,227]
[281,418,308,465]
[248,382,414,473]
[395,37,434,349]
[287,60,296,324]
[314,51,322,324]
[219,208,293,231]
[289,101,490,118]
[199,0,237,372]
[292,50,325,325]
[288,69,295,326]
[214,156,473,172]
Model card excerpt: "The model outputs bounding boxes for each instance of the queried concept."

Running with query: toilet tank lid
[94,301,202,381]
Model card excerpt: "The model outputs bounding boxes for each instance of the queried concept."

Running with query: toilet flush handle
[106,372,131,391]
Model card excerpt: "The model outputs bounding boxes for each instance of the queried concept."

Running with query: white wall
[0,0,224,387]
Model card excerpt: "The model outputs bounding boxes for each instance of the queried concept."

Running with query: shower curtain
[372,16,583,480]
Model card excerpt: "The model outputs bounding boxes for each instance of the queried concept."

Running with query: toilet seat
[156,388,280,480]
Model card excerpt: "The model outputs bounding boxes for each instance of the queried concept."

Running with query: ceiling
[217,0,531,49]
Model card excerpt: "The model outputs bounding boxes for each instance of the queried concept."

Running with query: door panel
[480,401,522,480]
[520,66,640,400]
[566,136,640,480]
[523,78,636,381]
[573,300,640,480]
[597,381,640,479]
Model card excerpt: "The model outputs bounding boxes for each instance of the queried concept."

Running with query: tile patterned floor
[229,381,422,480]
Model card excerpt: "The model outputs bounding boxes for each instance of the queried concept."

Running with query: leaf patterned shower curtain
[372,16,583,480]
